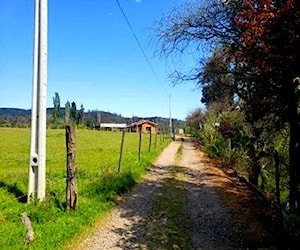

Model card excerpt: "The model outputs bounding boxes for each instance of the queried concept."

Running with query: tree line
[0,92,184,132]
[155,0,300,243]
[51,92,184,131]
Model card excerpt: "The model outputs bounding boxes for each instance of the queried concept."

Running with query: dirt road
[71,138,278,249]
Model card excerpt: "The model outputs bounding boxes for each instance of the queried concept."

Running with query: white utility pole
[28,0,48,202]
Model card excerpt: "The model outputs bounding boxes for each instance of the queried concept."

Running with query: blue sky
[0,0,203,120]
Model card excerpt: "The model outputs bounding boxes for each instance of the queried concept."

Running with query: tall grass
[0,128,171,249]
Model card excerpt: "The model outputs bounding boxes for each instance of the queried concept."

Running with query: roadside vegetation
[0,128,171,249]
[184,104,296,245]
[155,0,300,247]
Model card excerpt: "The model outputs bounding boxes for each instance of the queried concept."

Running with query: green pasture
[0,128,171,249]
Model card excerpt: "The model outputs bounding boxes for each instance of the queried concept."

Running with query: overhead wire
[114,0,169,95]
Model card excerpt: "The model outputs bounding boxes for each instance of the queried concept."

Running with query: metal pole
[28,0,48,202]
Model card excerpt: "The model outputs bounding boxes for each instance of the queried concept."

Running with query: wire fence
[0,129,171,207]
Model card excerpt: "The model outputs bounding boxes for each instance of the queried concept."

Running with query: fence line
[0,153,65,164]
[0,130,171,207]
[0,193,28,206]
[0,177,68,207]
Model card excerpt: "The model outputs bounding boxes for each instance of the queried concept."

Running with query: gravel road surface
[71,138,278,250]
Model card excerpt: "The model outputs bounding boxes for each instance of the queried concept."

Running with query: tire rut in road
[181,139,278,249]
[69,139,278,250]
[71,141,182,250]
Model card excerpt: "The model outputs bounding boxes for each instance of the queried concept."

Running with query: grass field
[0,128,171,249]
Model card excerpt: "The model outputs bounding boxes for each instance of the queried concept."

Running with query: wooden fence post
[138,129,142,161]
[118,129,125,172]
[154,132,157,148]
[148,130,152,153]
[66,125,78,210]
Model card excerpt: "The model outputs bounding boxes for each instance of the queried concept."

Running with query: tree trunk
[66,126,78,210]
[248,145,260,186]
[249,163,260,187]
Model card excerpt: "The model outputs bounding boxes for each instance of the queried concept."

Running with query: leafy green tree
[52,92,61,123]
[185,108,206,137]
[16,116,29,128]
[70,101,77,123]
[234,0,300,213]
[85,118,94,129]
[0,117,12,127]
[200,49,234,107]
[65,101,71,124]
[78,104,85,125]
[94,112,101,129]
[156,0,300,215]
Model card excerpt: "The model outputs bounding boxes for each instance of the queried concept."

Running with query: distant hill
[0,108,31,117]
[0,108,185,129]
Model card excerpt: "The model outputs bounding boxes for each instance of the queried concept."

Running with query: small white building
[99,123,129,131]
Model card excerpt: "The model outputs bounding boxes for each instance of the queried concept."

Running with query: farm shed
[99,123,130,131]
[131,120,157,134]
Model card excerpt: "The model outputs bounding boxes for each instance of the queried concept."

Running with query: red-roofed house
[130,120,157,134]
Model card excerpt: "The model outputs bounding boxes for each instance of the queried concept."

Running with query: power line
[115,0,169,94]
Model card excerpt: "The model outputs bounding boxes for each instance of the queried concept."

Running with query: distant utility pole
[28,0,48,202]
[169,94,172,135]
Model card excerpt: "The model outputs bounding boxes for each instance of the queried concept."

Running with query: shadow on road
[107,139,280,249]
